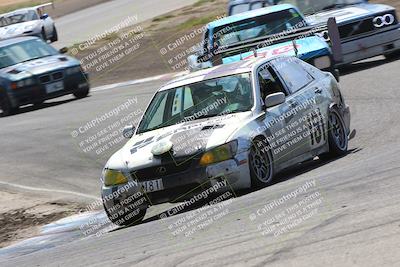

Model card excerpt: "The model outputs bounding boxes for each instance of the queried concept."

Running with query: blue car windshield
[214,8,306,47]
[0,39,58,69]
[274,0,365,15]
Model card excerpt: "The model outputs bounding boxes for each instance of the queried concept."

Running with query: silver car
[0,3,58,43]
[101,56,351,226]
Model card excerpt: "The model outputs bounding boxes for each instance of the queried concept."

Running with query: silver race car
[0,3,58,43]
[101,56,351,226]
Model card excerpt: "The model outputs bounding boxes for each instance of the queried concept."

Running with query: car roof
[160,56,286,91]
[208,4,297,29]
[0,36,38,47]
[229,0,271,4]
[0,8,32,17]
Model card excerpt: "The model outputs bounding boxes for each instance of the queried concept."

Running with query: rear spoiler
[0,2,55,17]
[198,17,343,64]
[34,2,55,10]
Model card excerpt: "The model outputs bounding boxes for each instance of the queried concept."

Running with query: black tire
[384,50,400,60]
[33,100,45,107]
[324,108,348,158]
[41,28,47,41]
[103,201,146,226]
[331,68,340,82]
[73,88,89,99]
[0,96,17,117]
[50,26,58,42]
[249,137,275,188]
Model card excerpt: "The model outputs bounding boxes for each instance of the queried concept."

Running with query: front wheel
[103,201,147,226]
[0,96,18,117]
[325,109,348,158]
[249,137,275,188]
[73,88,89,99]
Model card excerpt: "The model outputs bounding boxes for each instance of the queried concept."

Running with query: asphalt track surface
[54,0,198,48]
[1,54,400,266]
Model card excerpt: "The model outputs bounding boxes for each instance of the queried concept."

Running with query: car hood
[306,4,395,25]
[105,111,253,171]
[222,36,330,64]
[0,20,41,39]
[0,55,80,80]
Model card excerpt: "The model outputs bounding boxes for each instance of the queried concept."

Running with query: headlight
[24,78,35,86]
[199,140,238,166]
[11,78,36,89]
[66,66,82,75]
[103,169,129,186]
[314,56,331,70]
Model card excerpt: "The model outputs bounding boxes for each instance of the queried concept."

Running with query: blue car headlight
[11,78,36,89]
[66,66,82,75]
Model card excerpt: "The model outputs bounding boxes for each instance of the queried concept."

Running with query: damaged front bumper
[101,150,251,213]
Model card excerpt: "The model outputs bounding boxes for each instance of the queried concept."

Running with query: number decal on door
[307,108,326,148]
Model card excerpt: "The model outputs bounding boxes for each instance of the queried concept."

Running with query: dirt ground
[72,0,400,87]
[73,0,229,86]
[0,0,111,17]
[0,190,87,248]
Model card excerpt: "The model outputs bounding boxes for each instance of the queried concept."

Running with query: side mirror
[122,125,136,139]
[40,14,49,20]
[187,54,201,72]
[265,92,285,108]
[59,47,68,54]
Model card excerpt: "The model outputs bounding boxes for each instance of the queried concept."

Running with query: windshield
[214,8,306,47]
[274,0,365,15]
[138,73,253,134]
[0,10,38,27]
[0,39,59,69]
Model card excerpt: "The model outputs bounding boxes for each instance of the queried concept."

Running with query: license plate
[139,179,164,193]
[46,81,64,94]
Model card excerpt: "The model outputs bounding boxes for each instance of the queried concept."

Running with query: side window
[258,66,287,101]
[297,58,323,79]
[250,2,263,10]
[183,87,194,110]
[171,88,183,116]
[275,59,314,93]
[147,92,168,129]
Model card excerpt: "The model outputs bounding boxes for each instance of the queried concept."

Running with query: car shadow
[339,54,400,76]
[112,147,362,232]
[11,96,90,116]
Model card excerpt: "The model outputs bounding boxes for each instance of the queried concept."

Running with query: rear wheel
[50,26,58,42]
[249,137,274,188]
[384,50,400,60]
[41,28,47,41]
[324,109,348,158]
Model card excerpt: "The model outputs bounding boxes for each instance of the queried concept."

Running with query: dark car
[230,0,400,65]
[0,37,89,116]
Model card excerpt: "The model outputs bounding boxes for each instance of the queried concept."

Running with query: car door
[271,58,316,162]
[295,58,331,151]
[257,62,300,164]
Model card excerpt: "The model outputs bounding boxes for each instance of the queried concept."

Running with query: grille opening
[39,75,51,84]
[52,72,64,80]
